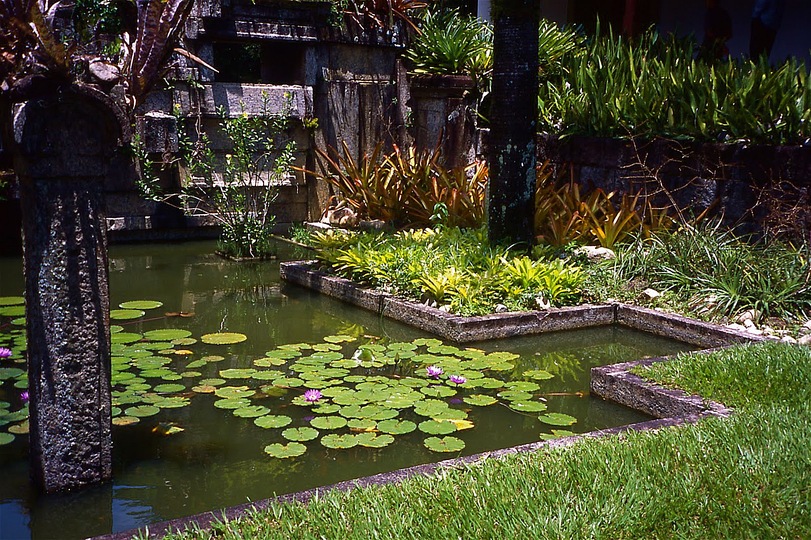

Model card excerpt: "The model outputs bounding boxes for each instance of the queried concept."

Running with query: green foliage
[539,27,811,144]
[610,222,811,322]
[404,9,492,79]
[307,143,487,228]
[534,162,675,248]
[306,227,585,315]
[140,94,295,259]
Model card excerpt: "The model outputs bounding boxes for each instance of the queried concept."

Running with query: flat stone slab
[280,260,763,347]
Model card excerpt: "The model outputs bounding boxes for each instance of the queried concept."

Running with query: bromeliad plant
[306,227,587,316]
[307,143,487,228]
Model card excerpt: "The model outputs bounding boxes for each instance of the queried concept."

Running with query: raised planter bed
[280,260,762,347]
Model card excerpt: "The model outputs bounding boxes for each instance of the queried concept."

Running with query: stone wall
[537,135,811,234]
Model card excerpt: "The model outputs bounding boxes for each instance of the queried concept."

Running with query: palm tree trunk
[486,0,540,246]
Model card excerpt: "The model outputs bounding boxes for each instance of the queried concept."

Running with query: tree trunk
[487,0,540,246]
[10,83,126,493]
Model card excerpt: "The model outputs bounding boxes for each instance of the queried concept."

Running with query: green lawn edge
[152,342,811,539]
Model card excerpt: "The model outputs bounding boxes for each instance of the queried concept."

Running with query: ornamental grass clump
[308,227,586,316]
[610,221,811,323]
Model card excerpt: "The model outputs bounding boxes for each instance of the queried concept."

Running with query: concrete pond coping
[94,263,759,540]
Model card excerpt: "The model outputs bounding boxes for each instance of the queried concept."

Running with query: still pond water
[0,241,691,539]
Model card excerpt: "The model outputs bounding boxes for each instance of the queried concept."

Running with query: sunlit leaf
[254,415,293,429]
[377,419,416,435]
[539,412,578,426]
[423,435,465,453]
[125,405,160,417]
[310,416,348,430]
[110,309,145,320]
[282,426,319,441]
[320,433,358,449]
[120,300,163,310]
[202,332,248,345]
[418,419,456,435]
[355,432,394,448]
[264,442,307,458]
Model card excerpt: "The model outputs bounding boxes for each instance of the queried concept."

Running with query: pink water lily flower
[0,347,12,358]
[426,366,443,379]
[303,389,322,403]
[449,375,466,385]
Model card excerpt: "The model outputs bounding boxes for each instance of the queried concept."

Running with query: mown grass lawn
[154,342,811,539]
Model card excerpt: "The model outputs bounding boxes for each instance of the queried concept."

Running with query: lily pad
[264,442,307,459]
[233,405,271,418]
[310,416,348,430]
[463,394,498,407]
[120,300,163,310]
[201,332,247,345]
[0,296,24,306]
[523,369,555,380]
[214,398,251,410]
[504,381,541,392]
[510,401,548,413]
[110,309,145,320]
[111,332,143,344]
[420,386,456,398]
[312,404,341,415]
[153,383,185,394]
[152,397,189,409]
[185,359,208,369]
[112,416,140,427]
[320,433,358,449]
[539,429,576,440]
[219,368,257,379]
[355,432,394,448]
[418,419,457,435]
[144,329,192,341]
[215,386,255,399]
[0,433,16,445]
[125,405,160,418]
[423,435,465,453]
[539,412,578,426]
[377,419,416,435]
[347,418,377,431]
[254,415,293,429]
[282,426,319,442]
[0,306,25,317]
[323,334,355,344]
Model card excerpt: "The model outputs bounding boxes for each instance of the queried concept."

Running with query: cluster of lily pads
[0,296,28,446]
[0,297,580,456]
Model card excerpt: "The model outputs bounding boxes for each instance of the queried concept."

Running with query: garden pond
[0,241,692,539]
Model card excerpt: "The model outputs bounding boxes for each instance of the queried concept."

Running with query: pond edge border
[92,263,751,540]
